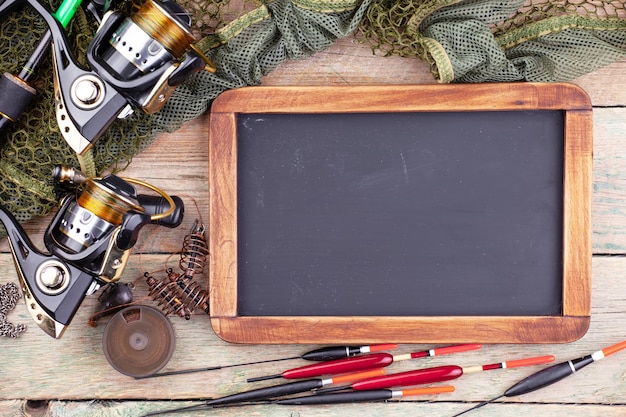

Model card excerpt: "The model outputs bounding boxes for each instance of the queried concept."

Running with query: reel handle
[116,195,185,250]
[138,194,185,228]
[0,73,37,135]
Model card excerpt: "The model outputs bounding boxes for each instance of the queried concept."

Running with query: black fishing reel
[0,0,214,154]
[0,165,184,338]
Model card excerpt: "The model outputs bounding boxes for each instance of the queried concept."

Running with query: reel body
[0,166,184,338]
[0,0,212,155]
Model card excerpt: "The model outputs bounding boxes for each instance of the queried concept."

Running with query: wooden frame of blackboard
[208,83,592,344]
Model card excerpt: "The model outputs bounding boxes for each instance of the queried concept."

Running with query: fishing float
[317,354,555,394]
[141,368,387,416]
[451,339,626,417]
[137,343,397,379]
[247,343,482,382]
[276,385,456,405]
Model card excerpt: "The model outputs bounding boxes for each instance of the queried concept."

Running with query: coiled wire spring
[146,220,209,319]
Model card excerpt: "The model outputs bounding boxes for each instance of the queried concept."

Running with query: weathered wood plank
[569,60,626,107]
[262,37,438,86]
[2,400,625,417]
[0,401,22,416]
[26,401,626,417]
[593,108,626,252]
[263,38,626,107]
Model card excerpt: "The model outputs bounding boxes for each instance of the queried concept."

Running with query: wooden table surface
[1,36,626,417]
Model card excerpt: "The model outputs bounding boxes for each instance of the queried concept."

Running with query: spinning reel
[0,0,214,154]
[0,165,184,338]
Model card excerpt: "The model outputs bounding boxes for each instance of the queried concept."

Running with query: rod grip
[0,72,36,124]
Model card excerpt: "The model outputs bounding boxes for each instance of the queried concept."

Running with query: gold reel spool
[132,0,215,72]
[76,176,176,225]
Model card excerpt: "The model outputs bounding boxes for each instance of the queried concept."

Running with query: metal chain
[0,282,26,338]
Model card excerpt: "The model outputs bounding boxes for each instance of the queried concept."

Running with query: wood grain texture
[592,108,626,253]
[210,83,592,113]
[562,109,593,317]
[0,25,624,417]
[4,400,626,417]
[209,83,592,344]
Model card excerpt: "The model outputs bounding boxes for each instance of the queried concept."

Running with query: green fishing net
[0,0,625,228]
[359,0,626,82]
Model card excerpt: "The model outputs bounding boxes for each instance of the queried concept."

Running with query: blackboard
[208,84,592,344]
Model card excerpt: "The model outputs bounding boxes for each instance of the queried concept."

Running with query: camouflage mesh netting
[0,0,625,227]
[359,0,626,82]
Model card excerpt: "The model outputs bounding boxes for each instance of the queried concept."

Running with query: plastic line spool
[102,305,175,377]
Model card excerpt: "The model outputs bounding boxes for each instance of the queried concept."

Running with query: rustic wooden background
[1,33,625,417]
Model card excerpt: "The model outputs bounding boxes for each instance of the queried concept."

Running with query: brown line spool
[102,305,175,378]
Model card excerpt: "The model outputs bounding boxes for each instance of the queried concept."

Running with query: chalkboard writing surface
[237,111,564,317]
[209,84,592,344]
